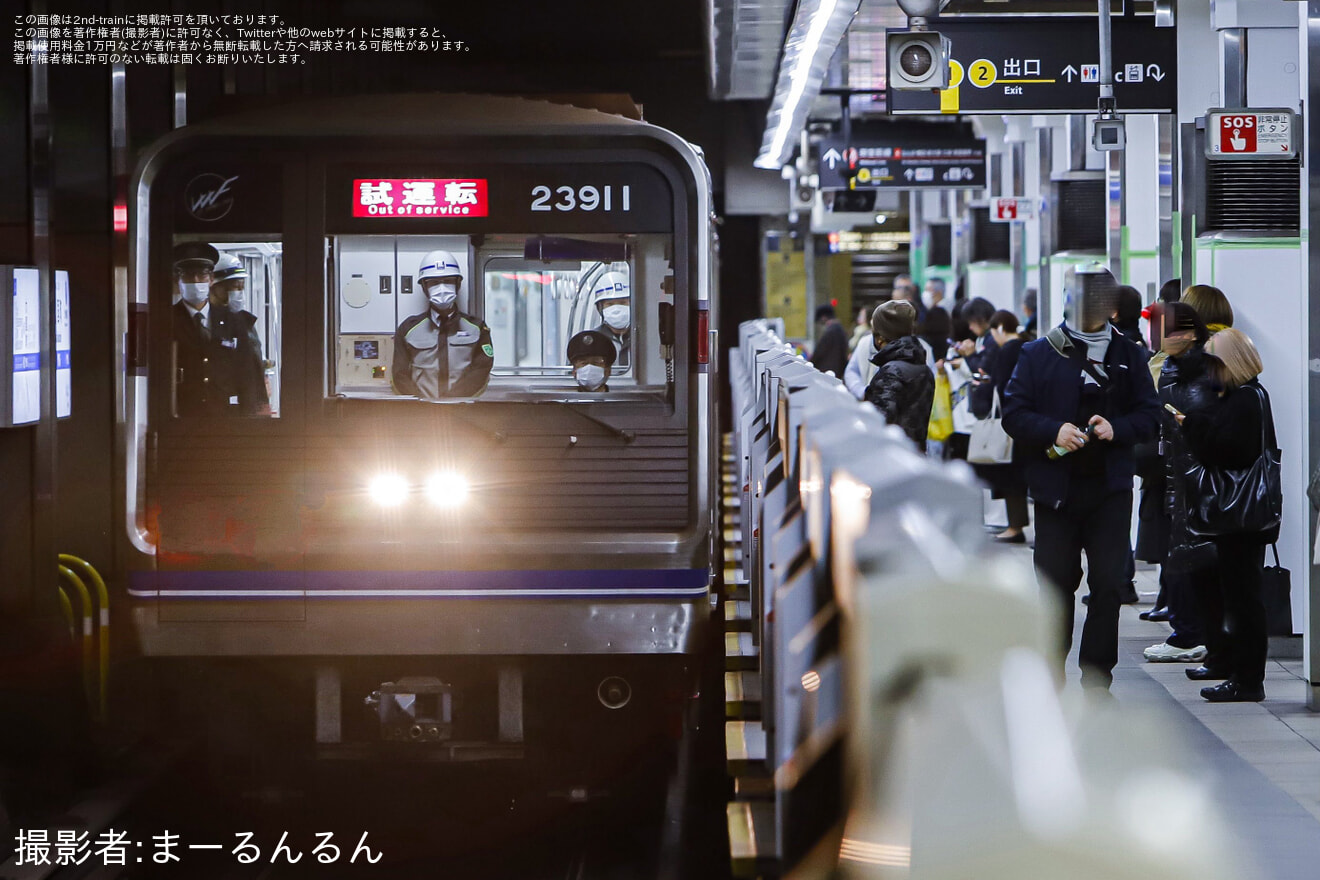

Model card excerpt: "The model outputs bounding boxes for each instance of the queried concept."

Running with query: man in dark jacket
[1002,265,1161,689]
[809,305,849,379]
[865,301,935,452]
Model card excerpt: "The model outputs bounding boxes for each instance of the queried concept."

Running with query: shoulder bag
[967,387,1014,465]
[1185,385,1283,537]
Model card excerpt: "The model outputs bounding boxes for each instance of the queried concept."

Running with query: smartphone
[1164,403,1183,417]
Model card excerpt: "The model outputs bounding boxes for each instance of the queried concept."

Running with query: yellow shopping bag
[928,371,954,442]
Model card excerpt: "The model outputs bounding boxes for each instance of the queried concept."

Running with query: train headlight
[367,473,410,507]
[425,471,470,508]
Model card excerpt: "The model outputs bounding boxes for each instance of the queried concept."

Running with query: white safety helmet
[590,271,630,307]
[417,249,463,283]
[212,253,249,285]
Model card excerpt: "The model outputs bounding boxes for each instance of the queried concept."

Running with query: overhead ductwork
[706,0,797,100]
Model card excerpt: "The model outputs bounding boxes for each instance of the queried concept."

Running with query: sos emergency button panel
[1206,109,1298,160]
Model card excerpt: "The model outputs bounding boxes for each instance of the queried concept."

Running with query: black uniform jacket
[173,301,268,416]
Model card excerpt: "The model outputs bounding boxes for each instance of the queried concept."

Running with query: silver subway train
[117,95,718,770]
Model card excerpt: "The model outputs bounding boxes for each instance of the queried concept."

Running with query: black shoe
[1185,666,1231,681]
[994,532,1026,544]
[1201,681,1265,703]
[1140,607,1172,622]
[1119,583,1140,605]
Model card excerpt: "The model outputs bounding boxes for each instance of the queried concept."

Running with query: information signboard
[817,128,986,191]
[1205,109,1298,159]
[888,17,1177,115]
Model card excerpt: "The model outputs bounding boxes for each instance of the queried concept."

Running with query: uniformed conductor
[392,249,494,400]
[566,329,617,392]
[172,242,269,416]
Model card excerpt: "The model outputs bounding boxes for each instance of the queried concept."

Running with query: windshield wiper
[564,404,635,444]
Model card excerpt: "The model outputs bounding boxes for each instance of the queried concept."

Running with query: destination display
[888,17,1177,115]
[330,164,673,233]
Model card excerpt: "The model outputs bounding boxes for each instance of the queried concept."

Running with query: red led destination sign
[351,178,489,218]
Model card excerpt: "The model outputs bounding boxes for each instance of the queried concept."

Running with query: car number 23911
[530,184,631,212]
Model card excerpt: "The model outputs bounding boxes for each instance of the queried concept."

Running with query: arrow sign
[1147,64,1165,81]
[904,168,915,180]
[822,148,842,170]
[1062,64,1078,82]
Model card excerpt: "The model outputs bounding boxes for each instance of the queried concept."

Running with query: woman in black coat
[979,310,1028,542]
[1173,328,1278,702]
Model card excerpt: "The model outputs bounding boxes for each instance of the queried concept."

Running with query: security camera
[1091,115,1126,152]
[887,30,951,90]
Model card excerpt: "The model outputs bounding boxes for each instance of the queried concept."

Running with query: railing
[724,320,1248,880]
[55,554,110,722]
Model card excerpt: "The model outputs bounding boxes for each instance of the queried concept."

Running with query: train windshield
[331,232,671,401]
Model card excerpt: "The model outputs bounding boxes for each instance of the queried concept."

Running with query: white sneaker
[1143,642,1208,663]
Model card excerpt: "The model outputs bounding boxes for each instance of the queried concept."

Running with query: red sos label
[1221,115,1257,153]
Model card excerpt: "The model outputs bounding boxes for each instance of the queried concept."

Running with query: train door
[146,159,306,620]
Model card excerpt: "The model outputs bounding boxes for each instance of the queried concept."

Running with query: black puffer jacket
[865,336,936,452]
[1160,348,1221,561]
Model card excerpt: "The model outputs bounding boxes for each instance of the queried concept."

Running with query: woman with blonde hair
[1181,285,1233,332]
[1172,328,1278,701]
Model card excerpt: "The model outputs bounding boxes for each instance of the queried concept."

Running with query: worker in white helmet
[392,248,493,399]
[590,271,631,369]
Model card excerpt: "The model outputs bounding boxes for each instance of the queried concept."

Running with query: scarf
[1067,326,1112,384]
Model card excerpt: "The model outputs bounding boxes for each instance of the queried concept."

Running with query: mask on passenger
[575,364,606,390]
[180,281,210,308]
[428,281,459,313]
[601,304,630,331]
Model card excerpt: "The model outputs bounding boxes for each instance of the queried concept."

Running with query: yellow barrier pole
[57,565,94,713]
[59,555,110,722]
[56,586,75,640]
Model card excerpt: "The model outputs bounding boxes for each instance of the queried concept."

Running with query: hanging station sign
[888,16,1178,115]
[817,128,987,191]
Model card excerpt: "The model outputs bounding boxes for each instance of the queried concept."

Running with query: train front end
[118,96,717,770]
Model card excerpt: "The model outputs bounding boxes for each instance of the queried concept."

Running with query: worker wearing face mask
[210,252,265,360]
[172,242,269,417]
[590,271,632,369]
[566,330,617,392]
[392,249,494,400]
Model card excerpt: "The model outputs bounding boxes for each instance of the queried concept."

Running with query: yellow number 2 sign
[968,59,997,89]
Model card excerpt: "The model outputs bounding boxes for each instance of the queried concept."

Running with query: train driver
[391,249,494,400]
[590,271,632,369]
[172,242,270,417]
[566,330,617,392]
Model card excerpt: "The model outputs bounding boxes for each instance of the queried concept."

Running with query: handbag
[1164,539,1217,572]
[928,371,955,442]
[967,388,1014,465]
[1262,545,1293,636]
[1185,385,1283,537]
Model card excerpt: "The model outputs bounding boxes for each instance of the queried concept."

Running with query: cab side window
[169,239,282,418]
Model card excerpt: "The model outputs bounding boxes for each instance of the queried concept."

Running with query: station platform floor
[1000,538,1320,880]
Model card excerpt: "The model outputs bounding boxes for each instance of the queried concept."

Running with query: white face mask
[921,290,936,309]
[180,281,210,307]
[427,281,459,313]
[223,285,246,311]
[601,304,630,331]
[575,364,606,390]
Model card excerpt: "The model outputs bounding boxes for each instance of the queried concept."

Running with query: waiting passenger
[1182,284,1234,332]
[809,305,849,379]
[590,271,632,369]
[392,249,493,400]
[566,330,616,392]
[171,242,269,417]
[1002,266,1161,691]
[1172,328,1278,702]
[864,301,935,452]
